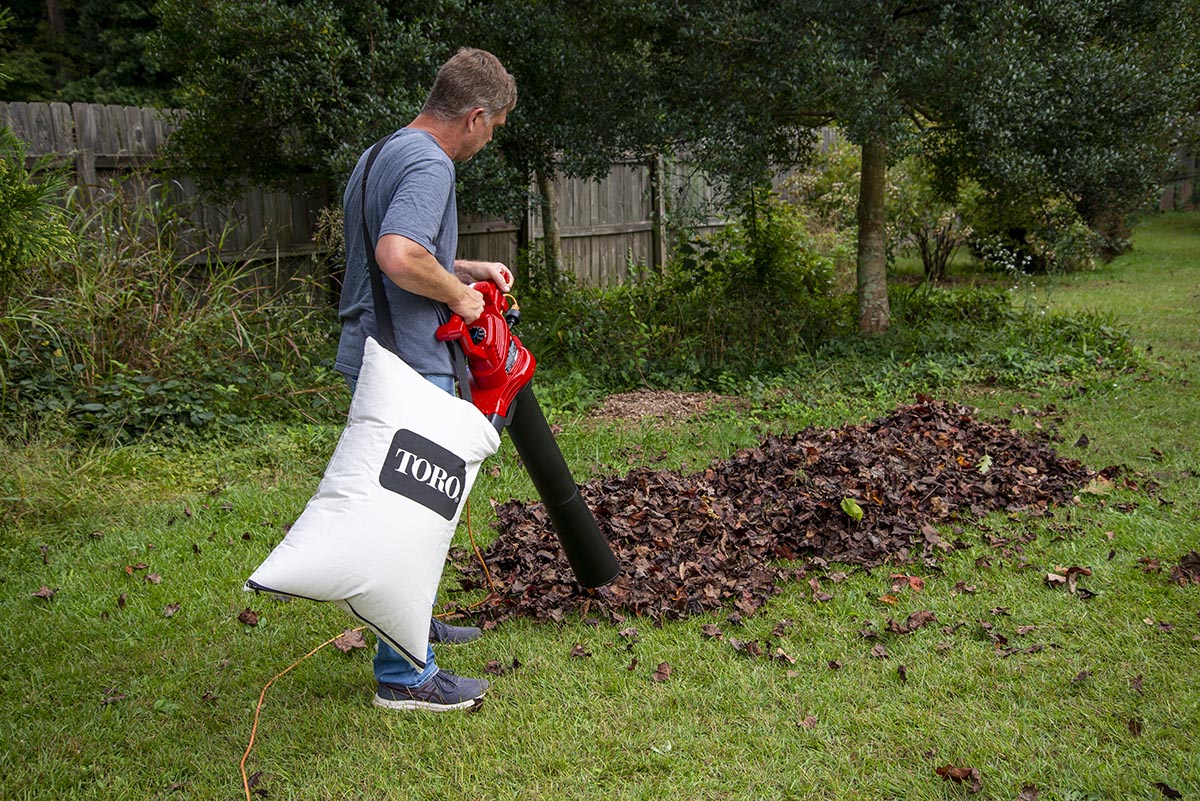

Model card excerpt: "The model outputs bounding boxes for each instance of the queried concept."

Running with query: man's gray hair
[422,48,517,120]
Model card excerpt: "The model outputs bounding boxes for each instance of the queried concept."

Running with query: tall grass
[0,175,342,442]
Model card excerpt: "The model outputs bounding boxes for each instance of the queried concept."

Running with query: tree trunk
[515,203,532,290]
[536,168,563,286]
[46,0,66,38]
[856,138,890,334]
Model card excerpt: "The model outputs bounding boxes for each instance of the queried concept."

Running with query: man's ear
[466,107,488,131]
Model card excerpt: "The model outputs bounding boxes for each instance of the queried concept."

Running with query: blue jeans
[346,371,456,687]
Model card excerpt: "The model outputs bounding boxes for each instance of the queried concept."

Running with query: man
[336,48,517,712]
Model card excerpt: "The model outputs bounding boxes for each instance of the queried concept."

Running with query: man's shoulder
[384,129,451,169]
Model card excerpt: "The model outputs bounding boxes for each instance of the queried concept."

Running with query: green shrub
[804,284,1137,404]
[886,156,970,281]
[518,191,840,399]
[0,174,342,443]
[961,186,1100,274]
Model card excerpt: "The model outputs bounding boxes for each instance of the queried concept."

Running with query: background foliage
[0,177,341,443]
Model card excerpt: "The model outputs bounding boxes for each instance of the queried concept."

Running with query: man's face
[461,108,508,162]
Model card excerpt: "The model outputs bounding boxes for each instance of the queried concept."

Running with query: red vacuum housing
[435,282,535,425]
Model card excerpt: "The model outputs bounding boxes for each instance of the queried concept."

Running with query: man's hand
[449,283,485,324]
[455,259,514,292]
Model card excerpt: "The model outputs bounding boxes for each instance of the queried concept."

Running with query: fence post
[649,153,668,273]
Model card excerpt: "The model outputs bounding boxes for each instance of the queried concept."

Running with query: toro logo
[379,429,466,520]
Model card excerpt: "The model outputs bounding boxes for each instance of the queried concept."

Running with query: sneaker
[373,670,489,712]
[430,617,482,645]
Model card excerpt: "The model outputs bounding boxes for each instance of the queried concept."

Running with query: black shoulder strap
[360,136,397,355]
[359,134,472,401]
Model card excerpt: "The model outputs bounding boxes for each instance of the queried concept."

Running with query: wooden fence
[4,101,1195,287]
[0,100,730,287]
[0,101,331,266]
[1160,145,1199,211]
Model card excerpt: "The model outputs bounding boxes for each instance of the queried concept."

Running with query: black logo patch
[379,430,467,520]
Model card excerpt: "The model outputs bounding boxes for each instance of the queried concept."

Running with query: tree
[697,0,1198,332]
[151,0,455,200]
[0,0,174,105]
[151,0,1198,336]
[450,1,619,282]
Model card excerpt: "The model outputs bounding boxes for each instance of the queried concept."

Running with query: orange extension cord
[240,501,499,801]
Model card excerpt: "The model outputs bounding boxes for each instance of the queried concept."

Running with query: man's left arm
[454,260,513,293]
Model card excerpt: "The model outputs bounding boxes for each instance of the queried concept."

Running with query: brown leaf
[1154,782,1182,800]
[618,627,639,641]
[485,657,521,676]
[1046,565,1094,594]
[773,647,796,665]
[569,643,591,658]
[145,573,162,584]
[1169,550,1200,586]
[332,629,367,653]
[798,714,817,729]
[1071,670,1091,684]
[246,771,264,792]
[888,610,938,635]
[117,593,127,609]
[32,585,57,600]
[626,657,638,672]
[1017,785,1040,801]
[163,603,181,618]
[897,664,908,683]
[870,644,889,659]
[101,689,127,705]
[238,608,259,626]
[1128,718,1143,737]
[700,623,723,639]
[651,661,671,682]
[828,659,843,670]
[936,765,982,793]
[890,573,925,592]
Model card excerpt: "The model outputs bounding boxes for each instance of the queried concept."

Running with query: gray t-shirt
[336,128,458,380]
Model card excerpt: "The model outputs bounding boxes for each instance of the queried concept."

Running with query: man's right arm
[375,234,484,323]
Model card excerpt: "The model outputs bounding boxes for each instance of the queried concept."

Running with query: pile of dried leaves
[464,398,1094,624]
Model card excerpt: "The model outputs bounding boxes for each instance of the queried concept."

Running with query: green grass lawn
[1,213,1197,801]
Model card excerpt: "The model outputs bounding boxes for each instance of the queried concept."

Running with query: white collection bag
[245,337,500,668]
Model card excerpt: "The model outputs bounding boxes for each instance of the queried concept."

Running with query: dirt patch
[589,390,746,423]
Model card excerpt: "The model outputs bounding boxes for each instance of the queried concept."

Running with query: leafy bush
[0,175,342,443]
[886,156,970,281]
[780,138,860,286]
[961,186,1100,274]
[518,191,840,399]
